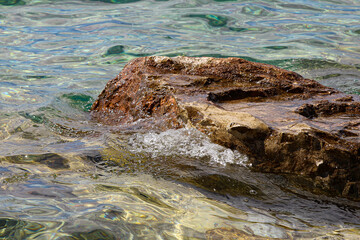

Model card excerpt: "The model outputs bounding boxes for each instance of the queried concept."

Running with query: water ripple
[0,0,360,238]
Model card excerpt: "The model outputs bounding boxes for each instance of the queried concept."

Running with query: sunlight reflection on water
[0,0,360,239]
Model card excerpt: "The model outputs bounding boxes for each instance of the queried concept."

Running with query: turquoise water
[1,0,360,239]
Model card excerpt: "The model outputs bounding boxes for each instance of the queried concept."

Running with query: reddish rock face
[91,56,360,200]
[90,57,182,129]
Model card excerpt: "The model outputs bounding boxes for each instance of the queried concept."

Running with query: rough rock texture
[91,56,360,200]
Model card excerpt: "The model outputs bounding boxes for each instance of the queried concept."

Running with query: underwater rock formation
[91,56,360,200]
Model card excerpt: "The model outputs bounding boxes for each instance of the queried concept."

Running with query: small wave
[127,128,248,166]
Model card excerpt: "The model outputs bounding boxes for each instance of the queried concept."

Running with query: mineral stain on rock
[91,56,360,200]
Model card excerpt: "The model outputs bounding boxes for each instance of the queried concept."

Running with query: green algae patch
[19,112,46,124]
[186,14,228,27]
[90,0,141,3]
[264,46,289,50]
[25,75,51,80]
[228,27,249,32]
[61,93,94,112]
[0,0,25,6]
[228,26,265,33]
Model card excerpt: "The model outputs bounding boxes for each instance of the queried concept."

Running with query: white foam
[127,128,248,166]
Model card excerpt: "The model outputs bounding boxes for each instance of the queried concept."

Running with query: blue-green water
[1,0,360,239]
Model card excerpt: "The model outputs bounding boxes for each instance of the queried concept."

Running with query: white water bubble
[127,128,248,166]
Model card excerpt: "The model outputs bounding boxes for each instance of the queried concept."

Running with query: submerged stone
[91,56,360,200]
[183,174,263,198]
[104,45,125,56]
[3,153,70,169]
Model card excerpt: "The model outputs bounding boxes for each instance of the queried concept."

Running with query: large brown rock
[91,56,360,200]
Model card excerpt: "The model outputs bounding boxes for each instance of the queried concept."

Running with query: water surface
[0,0,360,239]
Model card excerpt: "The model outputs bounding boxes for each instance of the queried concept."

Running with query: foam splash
[127,128,248,166]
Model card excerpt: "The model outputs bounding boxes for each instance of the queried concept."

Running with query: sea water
[0,0,360,239]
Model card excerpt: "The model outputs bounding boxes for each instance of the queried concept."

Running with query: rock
[91,56,360,200]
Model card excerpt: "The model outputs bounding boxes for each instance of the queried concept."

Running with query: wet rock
[91,56,360,200]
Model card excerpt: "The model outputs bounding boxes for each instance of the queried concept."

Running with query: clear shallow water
[1,0,360,239]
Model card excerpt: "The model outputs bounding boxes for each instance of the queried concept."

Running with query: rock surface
[91,56,360,200]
